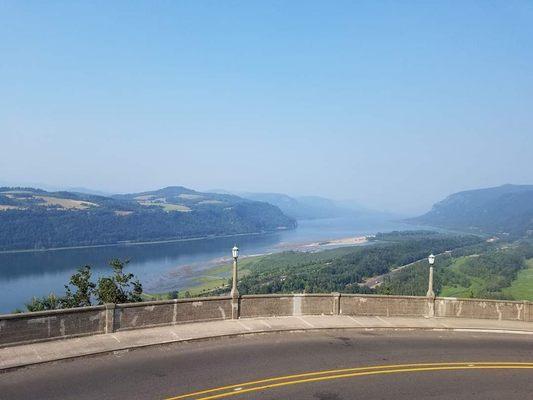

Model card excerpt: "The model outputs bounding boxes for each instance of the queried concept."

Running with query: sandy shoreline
[302,236,368,248]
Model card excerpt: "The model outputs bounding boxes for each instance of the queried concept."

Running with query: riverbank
[144,235,369,299]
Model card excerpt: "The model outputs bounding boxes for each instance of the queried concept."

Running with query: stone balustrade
[1,294,532,347]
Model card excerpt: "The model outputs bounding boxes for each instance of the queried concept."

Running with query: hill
[0,186,296,251]
[409,184,533,237]
[239,192,373,220]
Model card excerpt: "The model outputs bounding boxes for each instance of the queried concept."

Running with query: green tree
[168,290,179,299]
[26,293,62,312]
[95,259,143,304]
[24,259,144,312]
[62,266,96,308]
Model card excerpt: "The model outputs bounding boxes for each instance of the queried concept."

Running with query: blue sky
[1,1,532,214]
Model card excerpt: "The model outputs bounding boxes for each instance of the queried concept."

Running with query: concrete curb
[3,324,533,373]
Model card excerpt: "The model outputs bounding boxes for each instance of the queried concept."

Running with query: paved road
[1,330,533,399]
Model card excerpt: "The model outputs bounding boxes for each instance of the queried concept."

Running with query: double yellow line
[166,362,533,400]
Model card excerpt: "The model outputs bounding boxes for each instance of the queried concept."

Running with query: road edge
[3,325,533,373]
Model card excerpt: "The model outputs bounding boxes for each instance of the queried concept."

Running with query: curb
[2,325,533,373]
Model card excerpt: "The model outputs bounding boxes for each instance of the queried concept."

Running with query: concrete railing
[1,294,533,347]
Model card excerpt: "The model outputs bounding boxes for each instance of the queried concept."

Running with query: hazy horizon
[2,179,531,217]
[2,2,532,214]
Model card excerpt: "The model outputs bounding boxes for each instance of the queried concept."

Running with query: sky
[1,1,532,214]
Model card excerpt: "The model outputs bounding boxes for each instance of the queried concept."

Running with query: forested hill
[0,186,296,251]
[409,184,533,237]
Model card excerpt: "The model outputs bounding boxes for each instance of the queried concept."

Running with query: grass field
[439,280,483,298]
[502,259,533,301]
[1,193,97,210]
[160,203,191,212]
[439,256,485,298]
[440,256,533,300]
[139,201,191,212]
[35,195,97,209]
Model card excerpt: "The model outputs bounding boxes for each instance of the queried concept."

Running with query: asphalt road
[1,330,533,399]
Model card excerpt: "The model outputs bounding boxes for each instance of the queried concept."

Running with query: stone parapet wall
[1,294,532,347]
[239,295,294,318]
[435,298,533,322]
[116,297,232,331]
[240,294,336,318]
[340,294,429,317]
[0,306,106,346]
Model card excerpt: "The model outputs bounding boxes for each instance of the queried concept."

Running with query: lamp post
[427,253,435,298]
[231,245,239,319]
[231,245,239,297]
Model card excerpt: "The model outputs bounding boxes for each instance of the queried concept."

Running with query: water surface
[0,217,417,313]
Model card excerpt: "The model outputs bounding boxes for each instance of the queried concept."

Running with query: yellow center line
[196,365,533,400]
[166,362,533,400]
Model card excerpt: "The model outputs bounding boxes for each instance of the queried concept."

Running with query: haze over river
[0,217,418,313]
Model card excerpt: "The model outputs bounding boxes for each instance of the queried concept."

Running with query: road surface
[1,330,532,399]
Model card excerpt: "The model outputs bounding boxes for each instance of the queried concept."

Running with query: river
[0,217,418,313]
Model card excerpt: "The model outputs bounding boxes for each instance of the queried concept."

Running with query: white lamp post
[427,253,435,298]
[231,245,239,298]
[230,245,240,319]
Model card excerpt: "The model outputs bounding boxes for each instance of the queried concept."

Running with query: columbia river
[0,217,417,313]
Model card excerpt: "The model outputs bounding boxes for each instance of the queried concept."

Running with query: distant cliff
[409,184,533,236]
[0,186,296,251]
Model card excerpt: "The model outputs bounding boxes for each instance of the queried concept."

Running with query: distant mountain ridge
[409,184,533,236]
[234,192,376,220]
[0,186,296,251]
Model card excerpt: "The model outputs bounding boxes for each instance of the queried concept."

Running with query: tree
[95,259,143,304]
[168,290,179,299]
[23,259,144,312]
[95,277,120,304]
[62,266,95,308]
[26,293,62,312]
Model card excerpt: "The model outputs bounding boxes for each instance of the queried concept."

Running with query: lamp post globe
[428,253,435,265]
[232,245,239,260]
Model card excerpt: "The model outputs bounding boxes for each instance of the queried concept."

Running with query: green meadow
[502,259,533,301]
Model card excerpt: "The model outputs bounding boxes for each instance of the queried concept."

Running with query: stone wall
[240,294,335,318]
[0,306,106,346]
[116,297,232,331]
[435,298,533,322]
[1,294,532,347]
[340,294,429,317]
[240,295,294,317]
